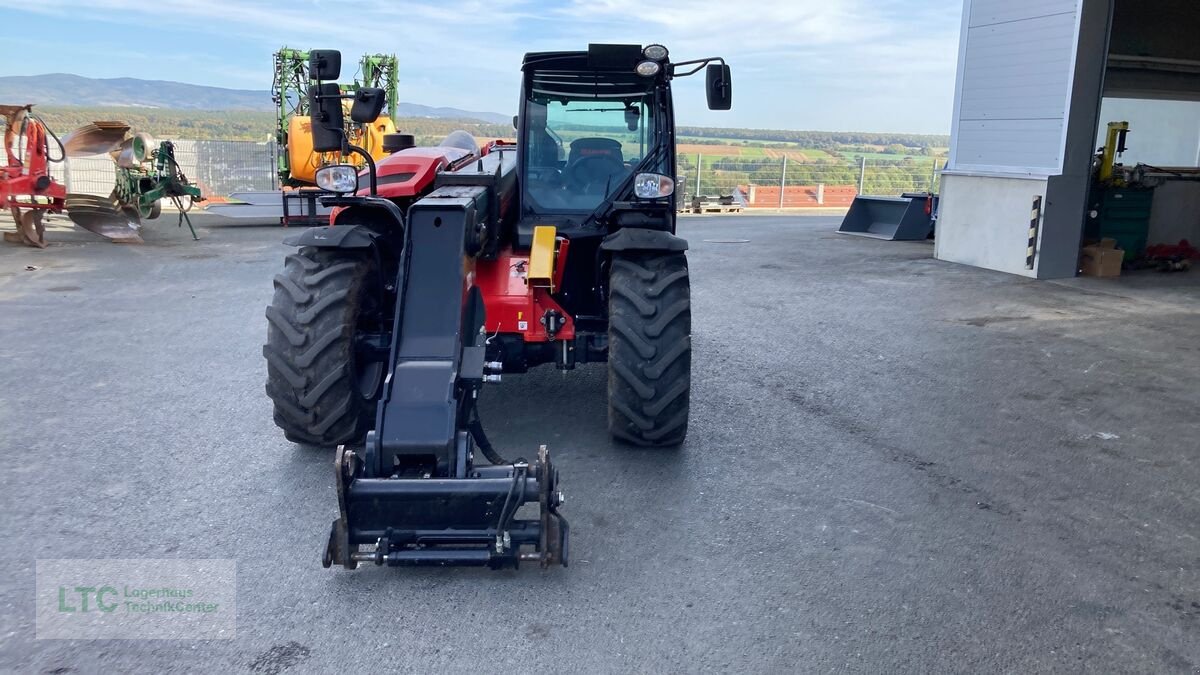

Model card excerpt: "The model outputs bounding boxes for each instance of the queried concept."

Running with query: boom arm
[323,148,568,570]
[358,54,399,121]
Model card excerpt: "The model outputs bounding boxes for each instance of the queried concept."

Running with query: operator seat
[567,137,623,165]
[565,137,627,193]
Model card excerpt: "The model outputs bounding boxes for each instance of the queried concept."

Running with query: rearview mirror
[351,87,386,123]
[308,82,344,153]
[624,106,640,132]
[309,49,342,81]
[705,64,732,111]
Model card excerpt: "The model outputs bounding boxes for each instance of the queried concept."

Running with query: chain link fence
[50,140,277,198]
[49,139,942,210]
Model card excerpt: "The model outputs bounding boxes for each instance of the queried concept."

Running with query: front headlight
[633,173,674,199]
[643,44,669,61]
[635,60,661,77]
[315,164,359,193]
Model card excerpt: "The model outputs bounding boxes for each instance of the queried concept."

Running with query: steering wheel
[565,154,627,193]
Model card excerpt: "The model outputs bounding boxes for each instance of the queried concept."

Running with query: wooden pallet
[692,204,743,214]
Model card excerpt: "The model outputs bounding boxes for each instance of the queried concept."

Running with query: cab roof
[522,44,646,73]
[523,45,661,100]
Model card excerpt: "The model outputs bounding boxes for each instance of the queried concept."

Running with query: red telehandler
[264,45,732,569]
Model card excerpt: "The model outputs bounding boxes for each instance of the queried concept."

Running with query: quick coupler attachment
[323,445,568,570]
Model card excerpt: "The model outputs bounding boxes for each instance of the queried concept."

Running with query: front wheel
[264,247,383,447]
[607,252,691,446]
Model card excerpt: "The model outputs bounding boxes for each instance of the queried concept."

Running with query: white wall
[949,0,1082,174]
[1097,98,1200,167]
[935,173,1049,278]
[939,0,1083,277]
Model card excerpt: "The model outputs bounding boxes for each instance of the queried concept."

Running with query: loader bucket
[65,194,143,243]
[838,193,936,241]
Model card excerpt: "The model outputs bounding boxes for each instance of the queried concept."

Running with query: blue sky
[0,0,963,134]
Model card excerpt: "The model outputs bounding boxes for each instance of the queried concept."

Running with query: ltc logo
[58,586,119,612]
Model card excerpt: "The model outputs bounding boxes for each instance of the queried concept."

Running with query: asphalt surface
[1,213,1198,672]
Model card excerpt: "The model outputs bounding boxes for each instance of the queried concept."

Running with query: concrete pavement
[1,214,1197,672]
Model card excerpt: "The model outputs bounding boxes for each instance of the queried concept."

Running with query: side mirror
[512,115,519,130]
[624,106,640,132]
[705,64,732,111]
[309,49,342,81]
[308,82,344,153]
[351,87,386,123]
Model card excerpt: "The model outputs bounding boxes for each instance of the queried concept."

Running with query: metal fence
[51,140,277,198]
[676,155,943,208]
[50,139,942,208]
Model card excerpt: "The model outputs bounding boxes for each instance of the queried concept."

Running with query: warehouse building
[937,0,1200,279]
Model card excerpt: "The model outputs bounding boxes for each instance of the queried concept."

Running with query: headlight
[633,173,674,199]
[315,164,358,193]
[643,44,669,61]
[635,60,661,77]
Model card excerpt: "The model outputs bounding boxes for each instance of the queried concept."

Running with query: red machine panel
[474,247,574,343]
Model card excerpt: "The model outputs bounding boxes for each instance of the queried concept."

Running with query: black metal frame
[318,154,567,570]
[281,188,332,227]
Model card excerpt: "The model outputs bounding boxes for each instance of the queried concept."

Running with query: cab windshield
[523,94,660,213]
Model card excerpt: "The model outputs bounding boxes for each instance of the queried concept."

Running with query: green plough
[63,123,204,243]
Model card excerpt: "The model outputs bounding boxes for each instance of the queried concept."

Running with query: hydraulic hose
[30,112,66,163]
[468,409,511,466]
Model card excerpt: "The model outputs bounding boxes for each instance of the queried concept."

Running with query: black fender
[283,224,379,249]
[324,196,406,227]
[599,227,688,254]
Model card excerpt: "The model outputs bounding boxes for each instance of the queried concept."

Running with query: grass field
[761,147,836,161]
[678,143,839,163]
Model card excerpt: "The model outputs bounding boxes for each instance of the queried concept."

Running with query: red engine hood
[358,146,473,199]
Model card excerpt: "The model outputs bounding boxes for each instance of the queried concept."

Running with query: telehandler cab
[264,44,732,569]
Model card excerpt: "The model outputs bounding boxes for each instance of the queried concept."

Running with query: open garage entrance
[937,0,1200,281]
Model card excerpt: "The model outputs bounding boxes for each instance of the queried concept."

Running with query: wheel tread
[607,252,691,447]
[264,247,380,448]
[265,306,306,347]
[646,298,689,338]
[304,261,359,285]
[272,274,312,304]
[296,288,350,324]
[263,345,307,389]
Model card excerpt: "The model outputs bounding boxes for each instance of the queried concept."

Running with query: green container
[1096,187,1154,261]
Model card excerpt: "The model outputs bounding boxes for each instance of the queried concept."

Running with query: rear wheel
[607,253,691,446]
[264,247,383,447]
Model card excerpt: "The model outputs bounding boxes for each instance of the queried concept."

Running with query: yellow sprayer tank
[286,115,397,185]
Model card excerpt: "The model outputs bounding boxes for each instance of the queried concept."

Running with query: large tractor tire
[607,253,691,446]
[264,247,381,447]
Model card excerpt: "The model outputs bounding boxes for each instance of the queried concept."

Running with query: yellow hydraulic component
[1098,121,1129,185]
[286,115,397,185]
[528,225,557,290]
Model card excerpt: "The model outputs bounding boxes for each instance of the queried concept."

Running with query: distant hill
[0,74,269,111]
[26,106,512,144]
[0,73,511,124]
